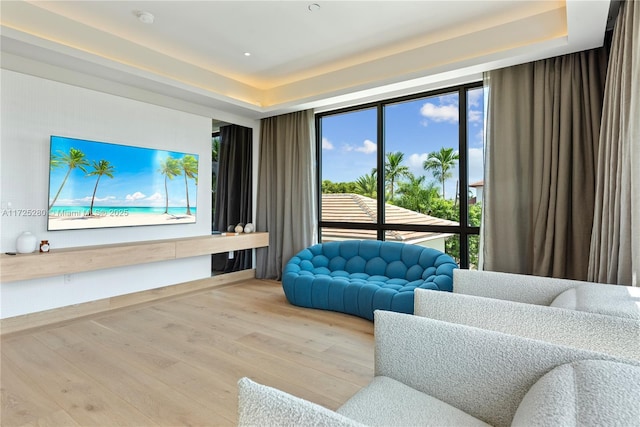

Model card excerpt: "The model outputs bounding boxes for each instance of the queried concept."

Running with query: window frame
[316,81,482,268]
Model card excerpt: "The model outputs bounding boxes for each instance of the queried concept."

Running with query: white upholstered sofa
[413,270,640,360]
[452,269,640,320]
[237,309,640,426]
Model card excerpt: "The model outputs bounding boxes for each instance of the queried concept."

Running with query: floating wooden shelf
[0,232,269,283]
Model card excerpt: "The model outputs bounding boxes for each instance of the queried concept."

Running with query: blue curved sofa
[282,240,458,320]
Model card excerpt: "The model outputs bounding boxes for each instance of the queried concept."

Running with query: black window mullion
[315,114,323,242]
[377,103,385,241]
[458,87,469,268]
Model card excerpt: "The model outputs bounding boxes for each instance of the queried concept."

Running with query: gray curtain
[256,110,317,280]
[482,48,608,280]
[213,124,253,272]
[589,0,640,286]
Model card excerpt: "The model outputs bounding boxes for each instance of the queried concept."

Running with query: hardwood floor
[1,279,375,426]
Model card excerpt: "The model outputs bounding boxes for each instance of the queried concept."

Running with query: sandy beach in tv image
[48,136,198,231]
[48,207,197,230]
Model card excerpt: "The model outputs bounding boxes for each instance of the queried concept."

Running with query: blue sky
[321,88,484,199]
[49,136,198,208]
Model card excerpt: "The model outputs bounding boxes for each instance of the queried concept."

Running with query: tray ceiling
[0,1,612,118]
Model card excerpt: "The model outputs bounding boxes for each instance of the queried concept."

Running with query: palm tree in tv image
[49,147,90,210]
[180,155,198,215]
[423,147,459,199]
[158,156,181,214]
[87,160,115,216]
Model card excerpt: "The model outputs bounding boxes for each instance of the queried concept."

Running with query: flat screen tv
[48,135,199,231]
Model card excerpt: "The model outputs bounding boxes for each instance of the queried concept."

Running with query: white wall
[0,69,256,319]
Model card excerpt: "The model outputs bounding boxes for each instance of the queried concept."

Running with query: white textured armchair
[413,270,640,360]
[238,310,640,426]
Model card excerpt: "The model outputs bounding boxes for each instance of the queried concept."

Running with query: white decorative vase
[16,231,37,253]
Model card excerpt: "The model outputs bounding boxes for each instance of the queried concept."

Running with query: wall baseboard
[0,269,257,337]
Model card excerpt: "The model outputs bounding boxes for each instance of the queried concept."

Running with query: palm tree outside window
[424,147,460,199]
[317,83,484,268]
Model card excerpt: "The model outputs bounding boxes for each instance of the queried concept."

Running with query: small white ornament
[244,223,254,233]
[235,224,244,233]
[16,231,37,253]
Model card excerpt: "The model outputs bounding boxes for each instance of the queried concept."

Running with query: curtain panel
[482,48,608,280]
[213,124,253,272]
[256,110,317,280]
[589,0,640,286]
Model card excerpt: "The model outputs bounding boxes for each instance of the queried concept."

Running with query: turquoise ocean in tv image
[49,206,197,216]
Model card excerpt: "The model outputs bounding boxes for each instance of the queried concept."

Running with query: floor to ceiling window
[317,82,484,268]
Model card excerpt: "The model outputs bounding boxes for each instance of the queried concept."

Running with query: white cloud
[126,191,146,201]
[322,137,334,150]
[407,153,429,177]
[354,139,377,154]
[57,198,86,206]
[146,192,164,201]
[467,88,483,107]
[474,129,485,146]
[80,195,115,202]
[420,103,458,123]
[468,148,484,184]
[438,94,459,106]
[468,109,482,124]
[407,153,428,168]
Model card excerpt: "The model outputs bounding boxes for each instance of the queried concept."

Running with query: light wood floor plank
[97,296,362,409]
[1,279,374,425]
[1,335,156,426]
[20,409,83,427]
[1,357,67,427]
[33,327,226,426]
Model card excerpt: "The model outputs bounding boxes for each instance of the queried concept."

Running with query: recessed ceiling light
[244,52,251,57]
[134,10,155,24]
[308,3,320,12]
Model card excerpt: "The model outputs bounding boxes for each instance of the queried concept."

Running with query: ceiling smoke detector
[135,10,155,24]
